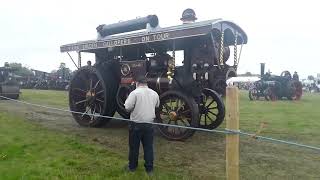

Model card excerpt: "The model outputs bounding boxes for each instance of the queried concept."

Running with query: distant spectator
[293,71,299,81]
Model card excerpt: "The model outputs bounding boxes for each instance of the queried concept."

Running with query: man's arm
[155,93,160,108]
[124,92,136,112]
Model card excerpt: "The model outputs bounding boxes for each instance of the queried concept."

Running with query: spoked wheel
[69,66,116,127]
[264,87,277,101]
[249,88,259,100]
[199,88,225,129]
[116,85,135,119]
[156,90,199,141]
[280,70,292,79]
[287,81,303,100]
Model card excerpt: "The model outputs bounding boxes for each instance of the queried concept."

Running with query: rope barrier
[238,130,320,151]
[0,95,229,134]
[1,95,320,152]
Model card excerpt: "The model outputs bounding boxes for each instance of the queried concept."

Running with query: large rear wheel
[69,66,117,127]
[287,81,303,100]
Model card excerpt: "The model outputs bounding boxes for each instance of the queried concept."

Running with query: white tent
[226,76,260,85]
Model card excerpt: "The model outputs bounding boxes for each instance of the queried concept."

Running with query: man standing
[180,8,197,24]
[124,76,160,175]
[87,60,92,66]
[293,71,299,81]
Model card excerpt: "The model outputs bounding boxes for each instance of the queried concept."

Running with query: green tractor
[0,62,20,99]
[249,63,302,101]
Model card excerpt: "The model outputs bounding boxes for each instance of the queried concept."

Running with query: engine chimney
[260,63,265,77]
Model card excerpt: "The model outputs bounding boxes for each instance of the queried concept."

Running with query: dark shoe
[124,165,136,172]
[146,170,153,176]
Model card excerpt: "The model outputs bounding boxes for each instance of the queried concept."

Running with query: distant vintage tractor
[48,65,71,90]
[249,63,303,101]
[0,62,20,99]
[31,69,50,90]
[20,75,37,89]
[60,9,247,140]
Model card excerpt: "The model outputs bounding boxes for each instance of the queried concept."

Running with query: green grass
[0,112,184,180]
[20,89,68,108]
[1,89,320,179]
[237,91,320,179]
[238,91,320,143]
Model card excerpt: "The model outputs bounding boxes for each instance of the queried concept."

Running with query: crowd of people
[302,79,320,93]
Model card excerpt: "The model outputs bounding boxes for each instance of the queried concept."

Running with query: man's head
[135,76,148,87]
[180,8,197,24]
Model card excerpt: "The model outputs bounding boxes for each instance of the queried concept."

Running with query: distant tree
[55,62,72,80]
[59,62,66,69]
[244,72,252,76]
[307,75,315,81]
[8,62,33,77]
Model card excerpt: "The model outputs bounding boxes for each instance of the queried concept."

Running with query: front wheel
[199,88,225,129]
[156,90,199,141]
[249,88,259,100]
[69,66,117,127]
[116,85,135,119]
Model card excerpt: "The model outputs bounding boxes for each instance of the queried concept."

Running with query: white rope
[0,95,229,134]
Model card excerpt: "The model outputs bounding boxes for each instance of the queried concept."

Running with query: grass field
[0,112,183,180]
[0,89,320,179]
[20,89,68,108]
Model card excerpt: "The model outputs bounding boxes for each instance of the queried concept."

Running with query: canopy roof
[60,19,248,53]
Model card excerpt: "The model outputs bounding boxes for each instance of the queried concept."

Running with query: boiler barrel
[96,15,159,37]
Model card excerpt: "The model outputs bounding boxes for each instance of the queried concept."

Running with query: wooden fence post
[226,86,240,180]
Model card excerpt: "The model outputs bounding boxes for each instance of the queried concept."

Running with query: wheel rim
[69,68,107,126]
[289,83,297,100]
[265,87,277,101]
[157,92,198,140]
[288,81,303,100]
[116,85,133,118]
[249,88,259,100]
[199,88,225,129]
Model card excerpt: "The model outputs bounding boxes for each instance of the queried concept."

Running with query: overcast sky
[0,0,319,78]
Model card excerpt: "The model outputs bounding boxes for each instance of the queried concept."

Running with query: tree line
[7,62,72,80]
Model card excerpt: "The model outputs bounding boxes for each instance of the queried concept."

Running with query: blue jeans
[128,122,154,172]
